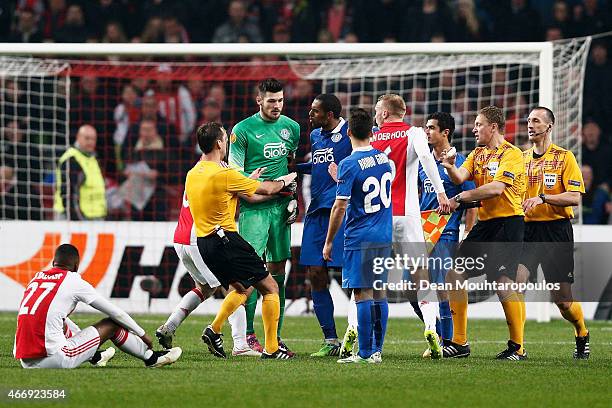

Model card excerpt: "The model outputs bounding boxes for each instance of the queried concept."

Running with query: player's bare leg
[309,265,341,356]
[156,282,214,348]
[552,283,589,359]
[94,318,181,368]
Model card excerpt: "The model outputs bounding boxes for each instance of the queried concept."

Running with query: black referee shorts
[457,215,524,281]
[197,231,269,290]
[521,219,574,284]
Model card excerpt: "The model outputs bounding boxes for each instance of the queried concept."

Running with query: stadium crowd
[1,0,611,223]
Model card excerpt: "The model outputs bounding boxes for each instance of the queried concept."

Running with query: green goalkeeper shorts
[239,202,291,263]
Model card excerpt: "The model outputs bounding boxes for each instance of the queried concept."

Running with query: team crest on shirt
[487,161,499,177]
[331,132,342,142]
[544,173,558,188]
[279,128,291,141]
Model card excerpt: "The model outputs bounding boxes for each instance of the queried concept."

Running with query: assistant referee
[187,122,297,360]
[518,107,589,359]
[441,106,526,360]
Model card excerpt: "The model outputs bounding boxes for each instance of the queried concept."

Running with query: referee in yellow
[441,106,526,360]
[518,107,589,359]
[187,122,297,360]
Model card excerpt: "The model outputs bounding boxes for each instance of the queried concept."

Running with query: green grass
[1,312,610,407]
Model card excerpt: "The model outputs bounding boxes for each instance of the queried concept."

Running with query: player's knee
[308,267,329,290]
[93,317,120,342]
[255,274,279,295]
[195,282,215,299]
[555,301,572,312]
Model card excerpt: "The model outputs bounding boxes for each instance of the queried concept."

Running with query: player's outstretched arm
[440,150,471,185]
[462,207,478,239]
[255,172,297,195]
[323,198,347,261]
[89,297,147,338]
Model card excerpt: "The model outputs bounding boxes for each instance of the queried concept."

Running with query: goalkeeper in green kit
[228,78,300,355]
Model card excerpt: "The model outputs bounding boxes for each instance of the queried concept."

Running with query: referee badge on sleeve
[544,173,558,188]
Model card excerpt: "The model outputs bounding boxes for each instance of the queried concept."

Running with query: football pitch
[1,312,610,408]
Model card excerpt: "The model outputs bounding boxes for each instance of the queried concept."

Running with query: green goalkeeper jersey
[229,112,300,211]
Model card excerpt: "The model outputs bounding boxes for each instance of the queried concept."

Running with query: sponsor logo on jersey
[280,128,291,141]
[313,147,334,164]
[544,173,558,188]
[487,161,499,177]
[230,133,237,144]
[423,178,435,193]
[255,133,264,139]
[331,132,342,142]
[263,142,288,159]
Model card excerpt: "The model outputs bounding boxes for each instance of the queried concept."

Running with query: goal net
[0,39,591,315]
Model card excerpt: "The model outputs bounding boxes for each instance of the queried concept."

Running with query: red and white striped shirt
[371,121,444,217]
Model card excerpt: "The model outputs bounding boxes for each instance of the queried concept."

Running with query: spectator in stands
[121,119,167,221]
[584,42,612,131]
[162,14,189,43]
[545,26,564,41]
[41,0,67,40]
[452,0,488,42]
[2,80,28,121]
[140,16,164,43]
[88,0,127,39]
[401,0,455,42]
[113,84,141,148]
[572,0,611,37]
[103,21,128,43]
[581,119,611,188]
[54,4,89,43]
[177,80,206,142]
[212,0,262,43]
[494,0,543,42]
[0,120,43,220]
[289,0,321,42]
[272,22,291,43]
[54,125,107,221]
[8,8,43,43]
[326,0,350,41]
[342,32,359,43]
[550,0,574,38]
[581,164,610,224]
[199,97,223,125]
[206,84,232,124]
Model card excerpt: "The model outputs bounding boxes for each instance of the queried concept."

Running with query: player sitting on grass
[324,108,393,364]
[14,244,182,369]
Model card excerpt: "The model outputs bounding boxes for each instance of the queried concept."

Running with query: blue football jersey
[296,118,352,214]
[336,146,393,250]
[418,151,475,235]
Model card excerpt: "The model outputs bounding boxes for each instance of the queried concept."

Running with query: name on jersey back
[358,152,389,171]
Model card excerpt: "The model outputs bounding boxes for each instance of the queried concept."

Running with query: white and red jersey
[14,268,99,359]
[173,190,197,245]
[371,121,444,217]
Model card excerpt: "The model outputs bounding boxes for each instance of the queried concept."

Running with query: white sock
[112,328,153,361]
[419,299,439,332]
[165,288,206,332]
[347,291,358,328]
[228,305,248,350]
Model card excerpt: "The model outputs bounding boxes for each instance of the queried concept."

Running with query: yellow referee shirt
[523,144,585,222]
[186,161,260,236]
[461,140,526,221]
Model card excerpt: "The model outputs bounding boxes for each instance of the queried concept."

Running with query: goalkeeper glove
[279,179,297,197]
[286,199,298,225]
